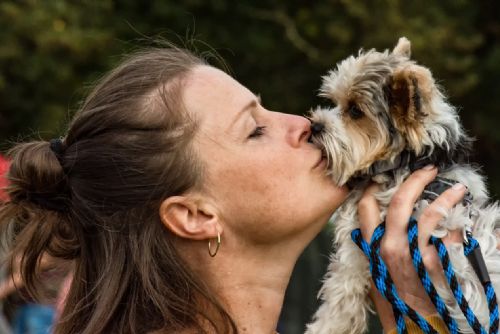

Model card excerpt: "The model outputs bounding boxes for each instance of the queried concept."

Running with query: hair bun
[0,139,78,301]
[27,192,69,213]
[7,140,70,212]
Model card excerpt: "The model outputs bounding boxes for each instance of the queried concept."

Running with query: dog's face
[310,37,465,186]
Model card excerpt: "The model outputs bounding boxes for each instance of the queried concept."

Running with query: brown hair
[0,47,237,333]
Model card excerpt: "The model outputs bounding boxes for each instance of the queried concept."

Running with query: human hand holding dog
[358,165,467,332]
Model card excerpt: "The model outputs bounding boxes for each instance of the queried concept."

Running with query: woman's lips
[314,154,327,169]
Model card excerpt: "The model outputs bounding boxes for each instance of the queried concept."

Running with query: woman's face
[184,66,349,245]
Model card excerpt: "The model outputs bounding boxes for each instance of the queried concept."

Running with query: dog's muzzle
[311,122,324,135]
[308,122,325,143]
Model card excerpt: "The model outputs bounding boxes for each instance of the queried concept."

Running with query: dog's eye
[348,104,364,119]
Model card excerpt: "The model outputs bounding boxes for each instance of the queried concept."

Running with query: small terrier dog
[306,37,500,334]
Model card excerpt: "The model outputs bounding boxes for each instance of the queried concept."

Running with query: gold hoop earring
[208,232,221,257]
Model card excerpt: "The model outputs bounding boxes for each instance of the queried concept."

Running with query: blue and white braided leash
[351,218,499,334]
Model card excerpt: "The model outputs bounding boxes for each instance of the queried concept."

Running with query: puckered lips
[313,149,327,169]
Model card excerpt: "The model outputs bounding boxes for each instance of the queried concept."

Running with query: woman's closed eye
[248,126,267,139]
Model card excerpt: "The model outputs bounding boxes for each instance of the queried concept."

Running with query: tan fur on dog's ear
[386,69,427,153]
[393,37,411,58]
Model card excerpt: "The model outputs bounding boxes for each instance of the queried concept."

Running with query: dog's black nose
[310,122,324,135]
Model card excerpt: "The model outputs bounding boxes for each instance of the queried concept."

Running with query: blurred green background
[0,1,498,333]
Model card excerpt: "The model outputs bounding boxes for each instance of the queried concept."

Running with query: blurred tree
[0,1,498,333]
[0,1,117,141]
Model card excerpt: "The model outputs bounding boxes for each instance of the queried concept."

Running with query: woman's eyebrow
[229,95,262,128]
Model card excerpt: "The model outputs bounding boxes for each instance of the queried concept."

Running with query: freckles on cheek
[223,166,272,195]
[205,144,297,201]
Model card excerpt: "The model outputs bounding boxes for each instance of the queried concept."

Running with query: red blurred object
[0,154,10,201]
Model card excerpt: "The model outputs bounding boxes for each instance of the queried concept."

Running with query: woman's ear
[159,195,221,240]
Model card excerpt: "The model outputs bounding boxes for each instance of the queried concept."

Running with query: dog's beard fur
[306,37,500,334]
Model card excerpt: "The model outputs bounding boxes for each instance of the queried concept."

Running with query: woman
[0,46,466,333]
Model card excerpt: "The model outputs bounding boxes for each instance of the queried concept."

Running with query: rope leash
[407,217,459,334]
[352,226,438,334]
[428,232,499,334]
[351,218,499,334]
[352,228,408,332]
[460,241,500,334]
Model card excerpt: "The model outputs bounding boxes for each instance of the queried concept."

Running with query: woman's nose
[286,115,312,148]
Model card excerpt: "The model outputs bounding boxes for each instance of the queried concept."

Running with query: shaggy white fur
[306,37,500,334]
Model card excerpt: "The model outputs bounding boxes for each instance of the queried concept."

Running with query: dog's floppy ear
[384,67,426,151]
[386,70,424,123]
[392,37,411,58]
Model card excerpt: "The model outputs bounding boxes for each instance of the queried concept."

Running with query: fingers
[359,166,467,311]
[417,183,467,248]
[415,184,467,285]
[358,167,466,268]
[358,183,382,242]
[384,166,438,239]
[381,166,462,280]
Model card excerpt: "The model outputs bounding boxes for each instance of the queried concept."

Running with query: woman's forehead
[184,65,254,119]
[184,65,258,149]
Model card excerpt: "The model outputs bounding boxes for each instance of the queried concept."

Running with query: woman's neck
[211,246,294,333]
[181,237,304,334]
[223,278,288,331]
